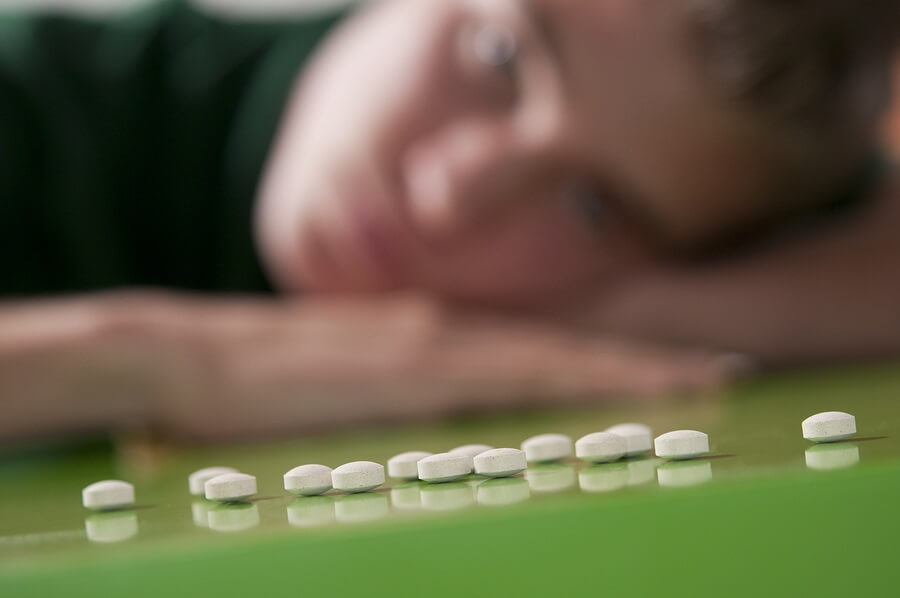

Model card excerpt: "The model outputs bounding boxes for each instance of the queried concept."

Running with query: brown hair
[689,0,899,204]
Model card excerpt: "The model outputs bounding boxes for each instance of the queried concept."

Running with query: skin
[258,0,789,306]
[0,3,897,443]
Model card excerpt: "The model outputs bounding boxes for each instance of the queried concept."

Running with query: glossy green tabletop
[1,364,899,597]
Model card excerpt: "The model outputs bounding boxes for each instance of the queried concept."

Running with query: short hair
[688,0,899,204]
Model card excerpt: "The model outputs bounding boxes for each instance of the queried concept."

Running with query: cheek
[409,199,641,304]
[301,2,472,155]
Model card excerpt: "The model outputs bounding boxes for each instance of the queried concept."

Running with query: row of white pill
[81,411,857,509]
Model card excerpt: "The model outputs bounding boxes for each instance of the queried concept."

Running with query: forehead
[540,0,777,245]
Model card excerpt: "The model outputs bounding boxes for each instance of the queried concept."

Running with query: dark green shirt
[0,1,342,297]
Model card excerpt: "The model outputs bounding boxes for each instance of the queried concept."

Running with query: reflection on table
[287,496,336,528]
[335,493,389,524]
[805,443,860,471]
[525,463,576,493]
[85,511,138,544]
[421,482,475,512]
[208,503,260,533]
[578,463,629,493]
[657,460,713,488]
[476,477,530,506]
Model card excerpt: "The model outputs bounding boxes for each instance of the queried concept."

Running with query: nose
[402,120,559,238]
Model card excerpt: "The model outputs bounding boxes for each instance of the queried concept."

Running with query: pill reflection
[626,458,661,487]
[578,463,629,493]
[287,496,336,528]
[85,511,138,544]
[335,493,389,524]
[477,477,530,506]
[420,482,475,512]
[208,502,260,532]
[525,463,576,494]
[390,483,424,511]
[192,499,214,528]
[805,443,860,471]
[657,460,713,488]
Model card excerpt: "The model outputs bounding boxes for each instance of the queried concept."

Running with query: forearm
[0,294,190,444]
[0,292,741,444]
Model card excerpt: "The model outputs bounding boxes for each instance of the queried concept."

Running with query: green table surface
[1,364,899,597]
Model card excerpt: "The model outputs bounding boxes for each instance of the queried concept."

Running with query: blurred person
[0,0,898,442]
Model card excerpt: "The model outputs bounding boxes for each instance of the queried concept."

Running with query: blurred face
[258,0,779,305]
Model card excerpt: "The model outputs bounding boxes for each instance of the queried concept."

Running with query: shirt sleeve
[0,0,344,296]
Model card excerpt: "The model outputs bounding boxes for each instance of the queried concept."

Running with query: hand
[0,292,744,443]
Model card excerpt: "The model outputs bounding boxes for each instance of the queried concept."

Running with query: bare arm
[0,292,739,445]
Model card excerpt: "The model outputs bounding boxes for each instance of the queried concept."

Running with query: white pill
[802,411,856,443]
[332,461,385,493]
[575,432,627,463]
[417,453,472,483]
[474,448,527,478]
[521,433,573,462]
[448,444,493,461]
[654,430,709,460]
[604,423,653,457]
[387,451,433,480]
[82,480,135,511]
[188,466,238,496]
[204,473,257,502]
[284,464,333,496]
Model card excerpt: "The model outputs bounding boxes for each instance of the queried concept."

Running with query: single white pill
[332,461,385,493]
[82,480,135,511]
[474,448,527,478]
[654,430,709,460]
[448,444,493,460]
[802,411,856,443]
[284,464,333,496]
[521,433,573,462]
[604,423,653,457]
[387,451,434,480]
[575,432,627,463]
[188,466,238,496]
[418,453,472,483]
[204,473,257,502]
